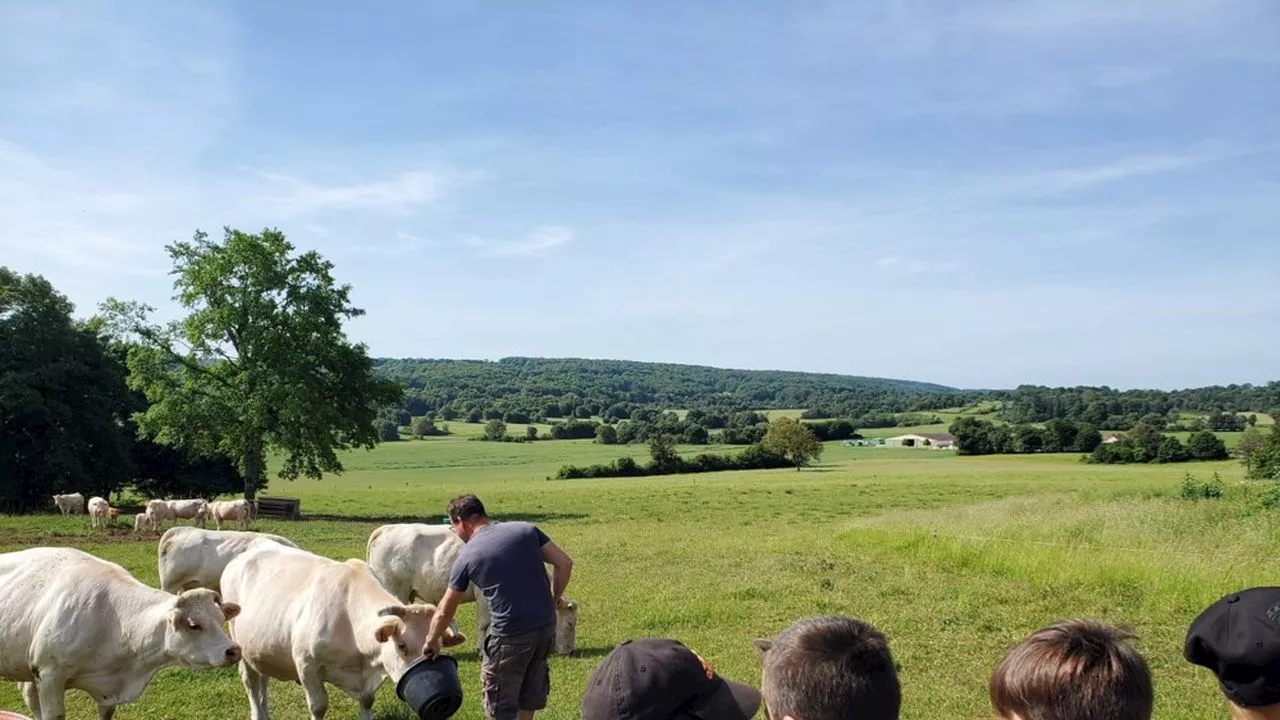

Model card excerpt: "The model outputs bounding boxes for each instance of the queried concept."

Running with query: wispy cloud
[258,170,448,218]
[875,255,961,275]
[466,226,574,258]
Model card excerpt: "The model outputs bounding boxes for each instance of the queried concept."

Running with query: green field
[0,435,1270,719]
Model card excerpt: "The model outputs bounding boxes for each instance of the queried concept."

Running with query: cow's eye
[187,620,202,631]
[397,643,407,653]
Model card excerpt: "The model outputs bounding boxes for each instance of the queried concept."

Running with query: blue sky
[1,0,1277,391]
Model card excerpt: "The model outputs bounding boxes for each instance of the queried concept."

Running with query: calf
[52,493,84,515]
[365,522,580,655]
[208,499,252,530]
[134,512,152,532]
[158,526,298,595]
[88,496,110,530]
[0,546,241,720]
[221,541,464,720]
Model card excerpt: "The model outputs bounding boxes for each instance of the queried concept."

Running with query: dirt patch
[0,527,158,546]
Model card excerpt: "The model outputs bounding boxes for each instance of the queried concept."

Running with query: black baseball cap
[1185,587,1280,707]
[581,638,762,720]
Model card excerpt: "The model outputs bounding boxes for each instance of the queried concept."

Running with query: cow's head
[553,597,579,656]
[166,588,242,668]
[373,604,465,681]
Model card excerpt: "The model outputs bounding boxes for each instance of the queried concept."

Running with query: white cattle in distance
[365,523,579,655]
[0,546,241,720]
[166,498,211,528]
[134,512,152,532]
[220,541,465,720]
[157,526,298,595]
[208,499,252,530]
[145,499,178,531]
[88,496,110,530]
[52,492,85,515]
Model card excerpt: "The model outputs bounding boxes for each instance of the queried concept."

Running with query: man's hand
[423,633,443,659]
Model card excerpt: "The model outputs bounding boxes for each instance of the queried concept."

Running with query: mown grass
[0,436,1267,719]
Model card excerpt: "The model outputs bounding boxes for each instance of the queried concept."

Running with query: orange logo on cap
[691,650,715,680]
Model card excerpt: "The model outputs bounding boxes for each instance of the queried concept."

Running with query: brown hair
[754,615,900,720]
[990,619,1153,720]
[446,494,486,522]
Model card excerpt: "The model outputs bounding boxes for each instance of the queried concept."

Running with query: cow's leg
[240,662,271,720]
[97,702,117,720]
[20,681,40,718]
[34,670,67,720]
[213,515,222,530]
[297,657,329,720]
[357,693,376,720]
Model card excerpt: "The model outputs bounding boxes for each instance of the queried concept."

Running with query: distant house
[884,432,957,450]
[1101,433,1125,444]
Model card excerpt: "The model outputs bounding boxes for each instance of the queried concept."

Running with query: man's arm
[422,587,466,657]
[541,540,574,606]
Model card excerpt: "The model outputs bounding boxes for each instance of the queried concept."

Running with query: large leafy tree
[0,269,135,512]
[102,227,403,501]
[762,416,824,470]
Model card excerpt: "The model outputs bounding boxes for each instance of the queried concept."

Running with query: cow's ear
[375,617,403,644]
[443,631,467,647]
[220,602,241,621]
[752,637,773,655]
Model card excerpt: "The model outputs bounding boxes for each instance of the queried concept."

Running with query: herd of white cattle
[52,491,253,532]
[2,506,581,720]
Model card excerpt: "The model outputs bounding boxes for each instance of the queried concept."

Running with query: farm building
[842,438,885,447]
[1101,433,1125,444]
[883,432,957,449]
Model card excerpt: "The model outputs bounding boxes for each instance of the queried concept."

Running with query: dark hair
[756,615,900,720]
[446,494,486,522]
[989,619,1153,720]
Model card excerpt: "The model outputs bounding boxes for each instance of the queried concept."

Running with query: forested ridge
[373,356,1280,424]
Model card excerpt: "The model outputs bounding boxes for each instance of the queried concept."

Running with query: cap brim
[688,677,762,720]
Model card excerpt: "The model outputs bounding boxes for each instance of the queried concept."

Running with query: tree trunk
[243,441,263,503]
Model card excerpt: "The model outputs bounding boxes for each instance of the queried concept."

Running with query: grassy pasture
[0,436,1269,719]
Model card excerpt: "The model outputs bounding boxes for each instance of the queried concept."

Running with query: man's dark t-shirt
[448,521,556,637]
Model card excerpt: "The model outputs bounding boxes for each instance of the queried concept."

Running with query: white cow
[158,526,298,595]
[209,499,252,530]
[88,496,110,530]
[0,546,241,720]
[365,523,580,655]
[144,499,179,531]
[167,498,212,528]
[52,493,84,515]
[221,541,465,720]
[134,512,152,532]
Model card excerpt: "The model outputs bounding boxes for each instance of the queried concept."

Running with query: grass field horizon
[0,431,1272,719]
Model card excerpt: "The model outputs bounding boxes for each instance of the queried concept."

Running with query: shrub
[1180,472,1224,500]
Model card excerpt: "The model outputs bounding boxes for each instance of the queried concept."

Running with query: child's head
[753,615,900,720]
[989,619,1153,720]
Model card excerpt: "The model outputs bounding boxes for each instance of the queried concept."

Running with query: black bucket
[396,654,463,720]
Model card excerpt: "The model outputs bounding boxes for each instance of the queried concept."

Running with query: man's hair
[446,494,487,522]
[757,615,900,720]
[989,619,1153,720]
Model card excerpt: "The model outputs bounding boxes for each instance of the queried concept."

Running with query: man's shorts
[480,623,556,719]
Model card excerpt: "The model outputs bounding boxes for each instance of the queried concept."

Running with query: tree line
[948,417,1231,464]
[2,227,400,513]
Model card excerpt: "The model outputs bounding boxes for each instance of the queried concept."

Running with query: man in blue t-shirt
[423,494,575,720]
